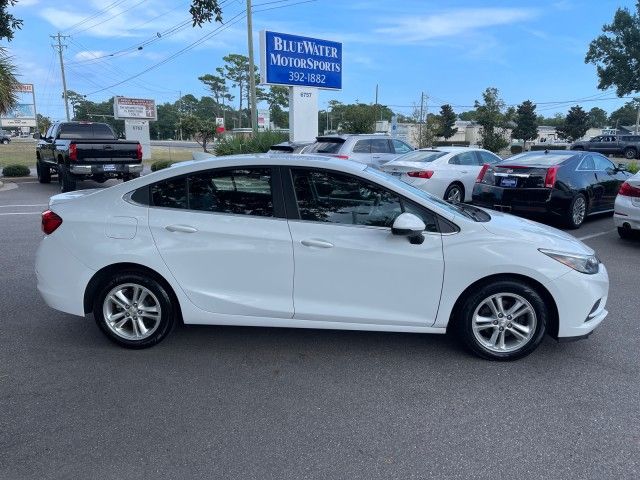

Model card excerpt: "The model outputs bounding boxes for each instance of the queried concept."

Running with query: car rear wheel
[618,226,635,239]
[1,139,9,145]
[624,148,637,160]
[444,183,464,203]
[58,164,76,192]
[36,160,51,184]
[565,193,587,229]
[93,272,175,349]
[454,280,547,361]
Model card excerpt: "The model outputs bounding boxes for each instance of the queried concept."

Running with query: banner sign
[0,83,36,128]
[260,31,342,90]
[114,97,157,120]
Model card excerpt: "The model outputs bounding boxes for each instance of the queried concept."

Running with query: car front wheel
[93,272,175,348]
[455,280,548,360]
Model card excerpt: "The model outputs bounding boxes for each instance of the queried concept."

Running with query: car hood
[480,209,594,255]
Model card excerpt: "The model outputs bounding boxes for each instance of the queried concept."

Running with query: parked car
[380,147,502,202]
[36,154,609,360]
[268,141,314,154]
[35,121,143,192]
[571,134,640,159]
[0,129,11,144]
[473,151,631,228]
[614,171,640,239]
[305,134,415,168]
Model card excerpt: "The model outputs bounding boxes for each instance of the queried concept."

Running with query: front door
[285,167,445,327]
[148,167,295,318]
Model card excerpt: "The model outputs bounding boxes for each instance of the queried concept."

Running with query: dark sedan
[472,151,630,228]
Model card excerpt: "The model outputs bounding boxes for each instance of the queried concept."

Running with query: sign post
[260,30,342,142]
[114,97,157,160]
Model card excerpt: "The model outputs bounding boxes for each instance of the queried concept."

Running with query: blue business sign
[260,30,342,90]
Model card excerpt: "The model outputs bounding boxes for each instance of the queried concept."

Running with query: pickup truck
[35,121,143,192]
[571,134,640,159]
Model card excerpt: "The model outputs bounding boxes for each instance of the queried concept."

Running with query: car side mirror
[33,132,41,140]
[617,163,628,172]
[392,212,426,245]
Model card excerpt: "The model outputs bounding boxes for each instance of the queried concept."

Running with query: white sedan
[614,171,640,239]
[380,147,502,202]
[36,154,609,360]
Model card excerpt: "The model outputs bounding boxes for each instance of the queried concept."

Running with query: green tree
[36,113,52,134]
[587,107,609,128]
[609,99,640,126]
[198,73,230,116]
[436,104,458,140]
[586,3,640,96]
[337,103,393,134]
[181,115,217,151]
[189,0,223,26]
[0,0,22,41]
[512,100,538,151]
[153,103,180,139]
[537,112,565,127]
[474,87,509,153]
[0,47,18,115]
[458,110,479,121]
[557,105,590,142]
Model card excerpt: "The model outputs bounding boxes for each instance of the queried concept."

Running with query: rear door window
[151,178,188,209]
[593,156,615,172]
[352,140,371,153]
[477,151,502,165]
[370,139,391,153]
[392,139,413,154]
[450,151,479,166]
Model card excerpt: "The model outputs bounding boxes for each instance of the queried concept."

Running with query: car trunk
[485,165,550,189]
[73,140,140,162]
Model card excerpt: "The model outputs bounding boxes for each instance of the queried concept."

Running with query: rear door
[594,155,626,209]
[285,167,444,327]
[148,166,295,318]
[369,138,395,168]
[448,151,482,199]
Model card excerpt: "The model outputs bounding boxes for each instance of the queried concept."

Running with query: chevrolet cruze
[35,154,609,360]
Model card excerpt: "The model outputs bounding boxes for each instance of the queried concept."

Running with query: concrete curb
[0,176,33,183]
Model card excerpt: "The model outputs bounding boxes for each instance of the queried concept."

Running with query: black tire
[58,164,77,192]
[618,226,635,239]
[36,159,51,184]
[564,193,587,229]
[444,183,464,203]
[1,139,9,145]
[93,271,175,349]
[624,148,637,160]
[454,280,548,361]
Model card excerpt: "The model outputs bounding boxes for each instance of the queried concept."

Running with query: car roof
[417,146,486,153]
[163,153,368,174]
[315,134,391,141]
[500,150,583,166]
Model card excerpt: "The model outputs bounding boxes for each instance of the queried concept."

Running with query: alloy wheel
[446,186,462,203]
[472,293,537,353]
[102,283,162,341]
[573,196,586,226]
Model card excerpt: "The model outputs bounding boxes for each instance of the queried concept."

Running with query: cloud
[375,8,539,43]
[73,50,108,61]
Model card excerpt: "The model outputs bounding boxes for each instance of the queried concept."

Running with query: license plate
[102,164,116,172]
[390,172,403,177]
[501,177,518,187]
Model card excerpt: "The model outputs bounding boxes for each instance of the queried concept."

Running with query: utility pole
[635,105,640,135]
[246,0,258,134]
[418,92,425,148]
[51,32,71,121]
[178,90,183,141]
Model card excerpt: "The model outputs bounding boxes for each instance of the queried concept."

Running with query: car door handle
[165,224,198,233]
[301,239,334,248]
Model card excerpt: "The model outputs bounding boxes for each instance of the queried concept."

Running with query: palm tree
[0,47,19,115]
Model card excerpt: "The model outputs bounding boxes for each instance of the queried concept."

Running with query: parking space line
[578,229,616,241]
[0,204,47,208]
[0,212,42,216]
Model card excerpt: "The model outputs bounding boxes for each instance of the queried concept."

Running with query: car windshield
[502,153,573,166]
[366,167,487,221]
[392,150,448,163]
[307,140,343,154]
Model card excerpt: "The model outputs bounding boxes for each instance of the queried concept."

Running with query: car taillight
[545,166,558,188]
[41,210,62,235]
[407,170,434,179]
[136,143,143,160]
[476,164,490,183]
[619,181,640,197]
[69,143,77,161]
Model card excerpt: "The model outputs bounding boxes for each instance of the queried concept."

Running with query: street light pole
[246,0,258,134]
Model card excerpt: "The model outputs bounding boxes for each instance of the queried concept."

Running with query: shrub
[510,145,524,155]
[627,161,639,174]
[214,131,289,156]
[151,160,173,171]
[2,164,30,177]
[530,144,568,151]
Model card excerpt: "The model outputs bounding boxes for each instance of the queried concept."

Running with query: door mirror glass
[392,212,426,244]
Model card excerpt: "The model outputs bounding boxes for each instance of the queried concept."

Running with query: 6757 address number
[288,71,326,84]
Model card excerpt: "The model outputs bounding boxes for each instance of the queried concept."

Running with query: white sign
[114,97,157,120]
[289,86,318,142]
[124,119,151,160]
[215,117,224,127]
[1,83,36,128]
[257,109,270,130]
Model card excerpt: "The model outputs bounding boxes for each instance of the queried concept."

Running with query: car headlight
[538,249,600,274]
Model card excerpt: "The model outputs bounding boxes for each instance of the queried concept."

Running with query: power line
[71,0,149,35]
[63,0,129,33]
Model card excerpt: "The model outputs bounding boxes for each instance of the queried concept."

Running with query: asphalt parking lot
[1,178,639,480]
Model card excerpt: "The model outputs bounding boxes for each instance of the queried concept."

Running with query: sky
[3,0,638,122]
